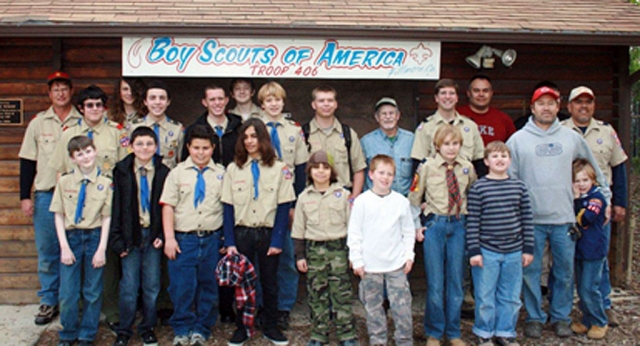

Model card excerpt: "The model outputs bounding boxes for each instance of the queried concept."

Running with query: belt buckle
[196,230,209,237]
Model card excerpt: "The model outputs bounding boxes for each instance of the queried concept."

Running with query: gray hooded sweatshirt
[507,116,611,225]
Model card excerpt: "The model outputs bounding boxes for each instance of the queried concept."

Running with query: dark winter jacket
[109,153,170,255]
[181,112,242,167]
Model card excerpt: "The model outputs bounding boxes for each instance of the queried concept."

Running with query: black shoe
[263,328,289,345]
[228,328,248,346]
[158,308,173,326]
[277,310,290,330]
[35,304,59,325]
[58,340,75,346]
[221,311,236,324]
[524,321,543,339]
[552,321,572,338]
[141,330,158,345]
[495,336,519,346]
[113,334,130,346]
[477,337,494,346]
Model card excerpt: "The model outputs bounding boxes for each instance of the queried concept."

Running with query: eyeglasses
[83,102,104,109]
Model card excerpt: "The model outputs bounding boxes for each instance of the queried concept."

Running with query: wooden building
[1,0,640,304]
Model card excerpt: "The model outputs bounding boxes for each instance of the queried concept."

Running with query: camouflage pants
[360,267,413,346]
[306,239,356,343]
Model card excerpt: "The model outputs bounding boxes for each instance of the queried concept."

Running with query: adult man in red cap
[506,86,611,339]
[19,71,83,324]
[561,86,628,327]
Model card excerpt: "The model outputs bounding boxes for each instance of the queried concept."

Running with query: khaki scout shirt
[160,157,225,232]
[411,111,485,162]
[305,118,367,188]
[229,103,262,121]
[135,159,154,228]
[258,115,308,175]
[221,159,296,228]
[129,115,184,169]
[561,118,628,185]
[291,183,350,241]
[50,166,113,229]
[19,106,83,191]
[49,118,129,178]
[408,153,477,216]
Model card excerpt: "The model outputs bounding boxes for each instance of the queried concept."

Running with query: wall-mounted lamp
[466,45,517,69]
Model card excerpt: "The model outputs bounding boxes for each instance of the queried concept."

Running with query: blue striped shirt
[466,176,534,257]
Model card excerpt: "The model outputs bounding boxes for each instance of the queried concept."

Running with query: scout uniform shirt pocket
[99,147,118,174]
[85,184,109,220]
[258,182,278,215]
[328,202,346,225]
[304,202,320,225]
[231,180,252,204]
[37,134,57,156]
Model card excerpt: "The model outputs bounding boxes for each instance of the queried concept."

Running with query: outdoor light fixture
[466,45,517,69]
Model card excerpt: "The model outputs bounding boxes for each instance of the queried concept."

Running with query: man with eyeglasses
[19,71,84,325]
[361,97,414,196]
[561,86,628,328]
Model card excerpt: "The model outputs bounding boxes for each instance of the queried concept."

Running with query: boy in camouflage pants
[292,151,358,346]
[348,154,415,346]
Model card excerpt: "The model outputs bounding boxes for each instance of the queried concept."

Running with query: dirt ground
[37,177,640,346]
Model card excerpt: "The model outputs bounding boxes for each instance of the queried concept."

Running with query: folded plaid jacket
[216,252,258,336]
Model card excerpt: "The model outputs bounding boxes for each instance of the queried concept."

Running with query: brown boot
[570,321,589,334]
[587,325,608,339]
[606,309,620,327]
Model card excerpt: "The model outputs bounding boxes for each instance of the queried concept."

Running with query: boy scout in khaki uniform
[50,135,113,345]
[305,86,367,198]
[49,85,128,327]
[129,80,184,169]
[49,86,129,178]
[160,124,225,345]
[562,86,628,327]
[411,79,484,164]
[19,71,83,325]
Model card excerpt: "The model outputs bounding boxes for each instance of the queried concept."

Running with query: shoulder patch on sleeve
[587,198,603,214]
[282,166,293,180]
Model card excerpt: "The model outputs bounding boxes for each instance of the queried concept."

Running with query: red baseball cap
[531,86,560,103]
[47,71,71,85]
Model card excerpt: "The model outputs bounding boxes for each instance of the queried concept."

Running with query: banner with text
[123,37,440,80]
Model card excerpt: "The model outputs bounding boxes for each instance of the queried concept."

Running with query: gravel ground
[36,176,640,346]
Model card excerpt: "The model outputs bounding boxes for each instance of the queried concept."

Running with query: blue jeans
[117,228,161,337]
[575,258,607,328]
[168,231,221,338]
[422,215,466,339]
[600,222,612,309]
[59,229,103,342]
[277,230,298,311]
[34,191,60,306]
[472,249,522,339]
[523,224,575,324]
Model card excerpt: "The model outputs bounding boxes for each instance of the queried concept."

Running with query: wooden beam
[610,46,633,286]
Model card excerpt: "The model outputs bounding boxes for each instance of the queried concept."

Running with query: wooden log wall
[0,37,626,303]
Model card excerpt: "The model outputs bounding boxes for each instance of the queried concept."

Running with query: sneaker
[606,309,620,327]
[228,328,248,346]
[338,339,360,346]
[263,328,289,345]
[58,340,75,346]
[449,338,466,346]
[426,337,441,346]
[587,325,608,339]
[173,335,190,346]
[35,304,59,325]
[494,337,519,346]
[190,333,206,346]
[552,321,572,338]
[141,331,158,346]
[523,322,543,339]
[306,340,324,346]
[107,322,120,336]
[277,310,290,330]
[113,334,130,346]
[570,322,589,334]
[477,337,494,346]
